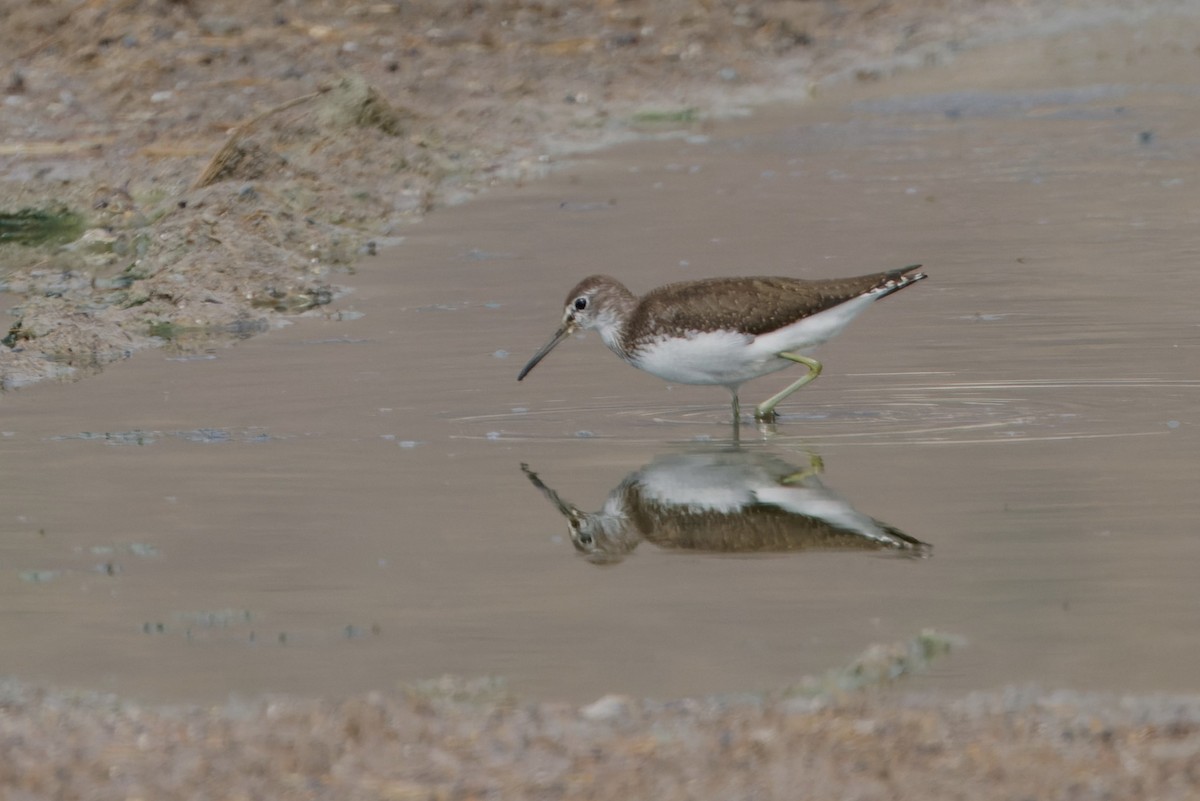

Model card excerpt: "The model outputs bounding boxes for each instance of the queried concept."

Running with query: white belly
[629,329,794,386]
[626,293,880,387]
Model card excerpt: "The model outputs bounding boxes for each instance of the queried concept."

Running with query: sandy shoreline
[0,0,1189,389]
[4,641,1200,799]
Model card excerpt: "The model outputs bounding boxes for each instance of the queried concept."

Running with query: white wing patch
[755,485,901,544]
[748,292,880,359]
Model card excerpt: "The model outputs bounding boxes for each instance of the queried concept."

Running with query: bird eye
[573,296,588,311]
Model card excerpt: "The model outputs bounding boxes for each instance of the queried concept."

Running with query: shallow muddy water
[2,19,1198,705]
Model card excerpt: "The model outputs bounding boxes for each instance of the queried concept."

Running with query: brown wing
[625,486,927,552]
[631,266,923,339]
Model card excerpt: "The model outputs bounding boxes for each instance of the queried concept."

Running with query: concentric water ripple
[457,377,1195,445]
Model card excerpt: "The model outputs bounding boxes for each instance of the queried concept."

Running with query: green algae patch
[0,207,86,246]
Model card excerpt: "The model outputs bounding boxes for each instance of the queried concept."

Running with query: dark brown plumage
[625,266,923,343]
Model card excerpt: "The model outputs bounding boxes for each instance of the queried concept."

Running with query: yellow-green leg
[780,452,825,484]
[754,353,823,422]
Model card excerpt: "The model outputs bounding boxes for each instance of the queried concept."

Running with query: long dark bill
[517,323,574,381]
[519,463,577,518]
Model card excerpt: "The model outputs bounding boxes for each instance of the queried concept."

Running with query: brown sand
[5,659,1200,799]
[0,0,1161,388]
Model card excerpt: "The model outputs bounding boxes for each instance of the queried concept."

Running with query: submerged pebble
[19,570,61,583]
[465,249,514,261]
[177,609,252,628]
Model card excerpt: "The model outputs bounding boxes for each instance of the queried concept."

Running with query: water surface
[1,19,1198,703]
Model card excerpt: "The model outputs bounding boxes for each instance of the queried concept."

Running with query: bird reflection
[521,447,929,564]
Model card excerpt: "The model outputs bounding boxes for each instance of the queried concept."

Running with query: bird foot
[780,453,825,484]
[754,408,778,424]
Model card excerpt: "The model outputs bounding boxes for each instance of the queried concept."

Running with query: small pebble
[581,694,633,722]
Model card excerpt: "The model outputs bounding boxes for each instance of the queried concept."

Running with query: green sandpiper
[517,265,927,422]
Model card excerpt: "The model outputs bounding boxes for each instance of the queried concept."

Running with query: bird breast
[629,329,793,386]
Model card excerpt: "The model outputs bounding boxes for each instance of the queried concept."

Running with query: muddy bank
[5,675,1200,799]
[0,623,1190,798]
[0,0,1185,389]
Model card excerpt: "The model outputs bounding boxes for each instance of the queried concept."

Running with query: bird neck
[591,281,638,358]
[594,313,629,357]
